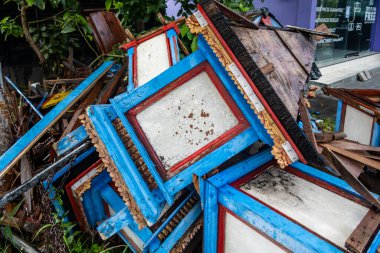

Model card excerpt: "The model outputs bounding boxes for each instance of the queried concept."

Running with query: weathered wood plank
[346,209,380,253]
[231,26,309,118]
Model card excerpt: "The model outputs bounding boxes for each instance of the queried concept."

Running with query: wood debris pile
[0,1,379,252]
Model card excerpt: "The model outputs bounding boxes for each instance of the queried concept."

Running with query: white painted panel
[136,71,239,170]
[224,212,287,253]
[240,166,368,248]
[343,105,373,145]
[137,33,170,86]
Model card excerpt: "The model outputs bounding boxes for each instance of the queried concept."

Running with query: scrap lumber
[60,75,107,139]
[299,96,317,149]
[322,147,380,209]
[320,144,380,171]
[0,142,91,208]
[88,11,129,54]
[346,209,380,253]
[0,61,113,179]
[99,61,127,104]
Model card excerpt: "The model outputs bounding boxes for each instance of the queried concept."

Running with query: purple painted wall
[166,0,182,18]
[253,0,317,29]
[370,0,380,51]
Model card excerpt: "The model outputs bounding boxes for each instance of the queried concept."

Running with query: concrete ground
[309,55,380,121]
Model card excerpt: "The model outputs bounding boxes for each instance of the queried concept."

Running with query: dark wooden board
[231,26,314,118]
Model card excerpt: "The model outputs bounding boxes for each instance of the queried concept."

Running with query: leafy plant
[105,0,166,31]
[173,0,263,17]
[0,17,23,40]
[0,0,95,75]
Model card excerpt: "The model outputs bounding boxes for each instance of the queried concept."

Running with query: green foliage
[179,23,198,58]
[105,0,166,29]
[173,0,262,17]
[314,116,335,133]
[0,17,23,40]
[1,0,95,75]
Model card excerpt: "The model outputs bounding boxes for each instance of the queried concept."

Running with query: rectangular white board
[343,105,373,145]
[136,71,239,170]
[224,212,287,253]
[137,33,171,87]
[240,166,368,248]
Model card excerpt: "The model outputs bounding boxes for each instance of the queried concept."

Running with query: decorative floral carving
[80,114,147,228]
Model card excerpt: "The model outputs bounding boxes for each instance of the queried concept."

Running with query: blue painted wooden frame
[334,100,343,132]
[202,150,380,253]
[86,104,167,224]
[125,27,180,93]
[96,184,201,253]
[0,61,114,176]
[108,34,271,205]
[56,126,89,157]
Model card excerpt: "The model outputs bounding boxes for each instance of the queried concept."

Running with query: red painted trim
[64,159,102,229]
[217,204,226,253]
[261,16,273,26]
[119,23,180,51]
[218,205,291,253]
[127,62,249,180]
[229,162,369,251]
[166,34,174,67]
[196,5,306,164]
[133,46,138,88]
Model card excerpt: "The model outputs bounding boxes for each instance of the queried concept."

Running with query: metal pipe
[0,142,91,208]
[5,76,44,119]
[1,227,40,253]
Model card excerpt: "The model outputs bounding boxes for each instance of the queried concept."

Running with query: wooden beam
[346,209,380,253]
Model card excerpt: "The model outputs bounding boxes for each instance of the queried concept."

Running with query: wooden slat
[346,209,380,253]
[322,147,380,209]
[60,76,106,139]
[299,97,317,149]
[100,61,127,104]
[320,144,380,171]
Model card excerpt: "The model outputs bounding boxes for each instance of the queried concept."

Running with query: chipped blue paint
[97,207,133,239]
[371,121,380,147]
[368,230,380,253]
[56,126,88,156]
[127,47,135,93]
[166,28,180,65]
[203,180,218,253]
[144,191,196,248]
[86,105,166,223]
[0,61,113,175]
[155,202,202,253]
[335,100,343,132]
[208,148,273,188]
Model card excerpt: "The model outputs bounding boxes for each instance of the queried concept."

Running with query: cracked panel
[240,166,368,248]
[136,71,239,170]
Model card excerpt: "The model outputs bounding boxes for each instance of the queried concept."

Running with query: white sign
[365,7,377,23]
[194,10,208,27]
[228,63,264,112]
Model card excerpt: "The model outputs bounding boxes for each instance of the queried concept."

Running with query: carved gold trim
[170,218,203,253]
[74,163,105,198]
[186,16,293,168]
[80,114,148,229]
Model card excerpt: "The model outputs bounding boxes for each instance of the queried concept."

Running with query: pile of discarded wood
[0,1,380,252]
